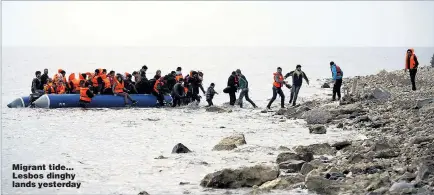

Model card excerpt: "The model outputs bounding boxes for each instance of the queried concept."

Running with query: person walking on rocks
[236,69,257,108]
[330,61,343,101]
[284,64,309,106]
[266,67,288,109]
[405,48,419,91]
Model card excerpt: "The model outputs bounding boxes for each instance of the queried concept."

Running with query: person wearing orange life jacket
[175,67,183,82]
[100,74,113,95]
[68,73,81,94]
[112,74,138,106]
[153,77,170,106]
[53,69,64,84]
[44,78,56,94]
[56,80,66,94]
[404,48,420,91]
[266,67,287,109]
[330,61,344,101]
[91,69,101,94]
[79,80,95,108]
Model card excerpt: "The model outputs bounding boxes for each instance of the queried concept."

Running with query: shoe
[292,104,296,107]
[266,106,271,110]
[132,100,138,105]
[253,105,258,108]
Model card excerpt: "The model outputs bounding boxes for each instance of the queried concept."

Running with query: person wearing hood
[284,64,309,106]
[140,65,148,80]
[225,71,239,106]
[171,78,186,107]
[40,69,50,85]
[266,67,287,109]
[112,74,138,106]
[405,48,419,91]
[68,73,81,93]
[236,69,257,108]
[206,83,218,107]
[330,61,344,101]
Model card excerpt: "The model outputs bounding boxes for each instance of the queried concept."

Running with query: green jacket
[238,75,248,89]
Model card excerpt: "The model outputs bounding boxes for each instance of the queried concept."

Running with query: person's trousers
[229,91,236,105]
[152,91,165,106]
[238,88,256,108]
[267,87,285,108]
[172,96,182,107]
[289,85,301,105]
[409,69,417,91]
[206,99,214,106]
[332,79,343,101]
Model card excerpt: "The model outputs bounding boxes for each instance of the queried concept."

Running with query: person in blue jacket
[330,61,344,101]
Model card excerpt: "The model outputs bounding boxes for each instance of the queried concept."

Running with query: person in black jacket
[188,71,203,105]
[284,64,309,106]
[171,78,185,107]
[40,69,49,85]
[164,71,177,91]
[226,71,239,105]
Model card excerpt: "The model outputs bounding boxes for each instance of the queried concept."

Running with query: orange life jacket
[100,75,111,89]
[44,83,55,94]
[273,72,284,88]
[80,87,92,102]
[114,79,124,93]
[154,79,162,93]
[91,74,99,87]
[56,84,66,94]
[175,74,183,81]
[68,73,80,92]
[184,87,189,93]
[405,49,417,69]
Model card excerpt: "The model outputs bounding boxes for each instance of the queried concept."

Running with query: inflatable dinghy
[7,94,172,109]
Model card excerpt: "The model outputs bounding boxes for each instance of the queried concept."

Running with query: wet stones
[257,174,305,190]
[415,160,434,184]
[200,165,279,189]
[212,133,247,151]
[205,106,227,113]
[172,143,192,154]
[276,151,313,164]
[303,109,332,124]
[331,140,352,150]
[278,160,305,173]
[308,125,327,134]
[294,143,336,156]
[371,88,391,100]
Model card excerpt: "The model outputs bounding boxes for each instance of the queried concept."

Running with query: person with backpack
[330,61,344,101]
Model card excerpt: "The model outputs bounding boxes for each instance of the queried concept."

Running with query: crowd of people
[29,49,419,109]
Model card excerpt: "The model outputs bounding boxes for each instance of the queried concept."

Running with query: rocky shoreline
[141,66,434,195]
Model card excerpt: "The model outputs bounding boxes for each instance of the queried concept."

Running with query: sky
[2,1,434,47]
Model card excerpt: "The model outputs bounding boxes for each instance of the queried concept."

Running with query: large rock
[303,109,332,124]
[258,174,305,190]
[371,88,391,100]
[276,151,313,164]
[278,160,305,172]
[138,191,150,195]
[415,98,434,109]
[331,140,352,150]
[212,133,246,151]
[309,125,327,134]
[294,143,337,156]
[321,83,331,88]
[305,170,343,195]
[200,165,279,188]
[172,143,191,153]
[389,182,415,194]
[415,160,434,184]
